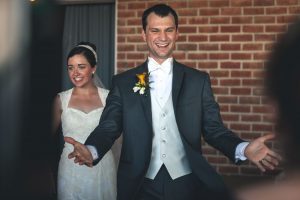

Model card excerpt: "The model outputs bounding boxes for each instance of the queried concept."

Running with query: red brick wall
[116,0,300,176]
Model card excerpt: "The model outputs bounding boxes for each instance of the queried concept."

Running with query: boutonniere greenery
[133,72,151,95]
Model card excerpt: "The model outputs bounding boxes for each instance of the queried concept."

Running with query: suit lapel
[136,61,153,127]
[172,60,184,112]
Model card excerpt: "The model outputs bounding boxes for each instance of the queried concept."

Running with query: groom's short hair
[142,4,178,32]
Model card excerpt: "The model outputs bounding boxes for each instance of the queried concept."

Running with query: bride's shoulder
[98,87,109,98]
[58,88,73,98]
[98,87,109,93]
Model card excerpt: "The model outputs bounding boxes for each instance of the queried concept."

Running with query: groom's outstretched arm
[85,76,123,163]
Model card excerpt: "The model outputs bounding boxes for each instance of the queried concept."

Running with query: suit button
[162,154,166,158]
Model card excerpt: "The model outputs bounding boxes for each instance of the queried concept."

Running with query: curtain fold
[62,3,115,89]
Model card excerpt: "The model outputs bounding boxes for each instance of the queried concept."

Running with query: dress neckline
[67,107,103,115]
[66,87,104,114]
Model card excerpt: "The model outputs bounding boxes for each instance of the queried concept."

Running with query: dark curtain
[62,3,115,89]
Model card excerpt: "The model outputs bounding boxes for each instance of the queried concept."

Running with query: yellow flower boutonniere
[133,72,150,95]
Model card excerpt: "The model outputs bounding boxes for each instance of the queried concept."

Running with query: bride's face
[67,54,95,88]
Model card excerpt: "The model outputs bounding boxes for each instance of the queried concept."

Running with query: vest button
[161,126,166,130]
[162,154,166,158]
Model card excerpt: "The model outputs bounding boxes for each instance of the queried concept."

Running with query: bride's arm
[52,95,62,136]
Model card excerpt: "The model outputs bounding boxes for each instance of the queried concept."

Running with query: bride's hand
[64,136,93,167]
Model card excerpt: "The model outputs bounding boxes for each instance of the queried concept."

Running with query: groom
[65,4,281,200]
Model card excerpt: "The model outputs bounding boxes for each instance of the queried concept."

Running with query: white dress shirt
[148,57,173,107]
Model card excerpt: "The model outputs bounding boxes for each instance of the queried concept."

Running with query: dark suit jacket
[85,60,244,200]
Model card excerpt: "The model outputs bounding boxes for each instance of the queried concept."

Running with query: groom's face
[142,13,178,64]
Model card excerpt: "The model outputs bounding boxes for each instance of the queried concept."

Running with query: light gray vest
[145,92,192,180]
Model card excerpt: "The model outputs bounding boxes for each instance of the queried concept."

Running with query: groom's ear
[142,29,146,42]
[175,29,179,41]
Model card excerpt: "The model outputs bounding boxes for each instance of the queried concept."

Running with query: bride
[52,42,117,200]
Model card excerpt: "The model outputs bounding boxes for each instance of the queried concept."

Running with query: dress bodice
[57,87,116,200]
[59,87,108,144]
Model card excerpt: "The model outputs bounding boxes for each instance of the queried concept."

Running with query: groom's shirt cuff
[86,145,99,160]
[235,142,249,163]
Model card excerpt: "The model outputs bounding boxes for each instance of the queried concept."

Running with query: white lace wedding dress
[57,87,117,200]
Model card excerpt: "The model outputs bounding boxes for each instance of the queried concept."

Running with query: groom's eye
[166,28,175,32]
[150,28,159,33]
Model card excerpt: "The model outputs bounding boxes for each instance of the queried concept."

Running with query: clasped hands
[64,136,94,167]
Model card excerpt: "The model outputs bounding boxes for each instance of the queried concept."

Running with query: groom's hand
[245,134,281,172]
[64,136,93,167]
